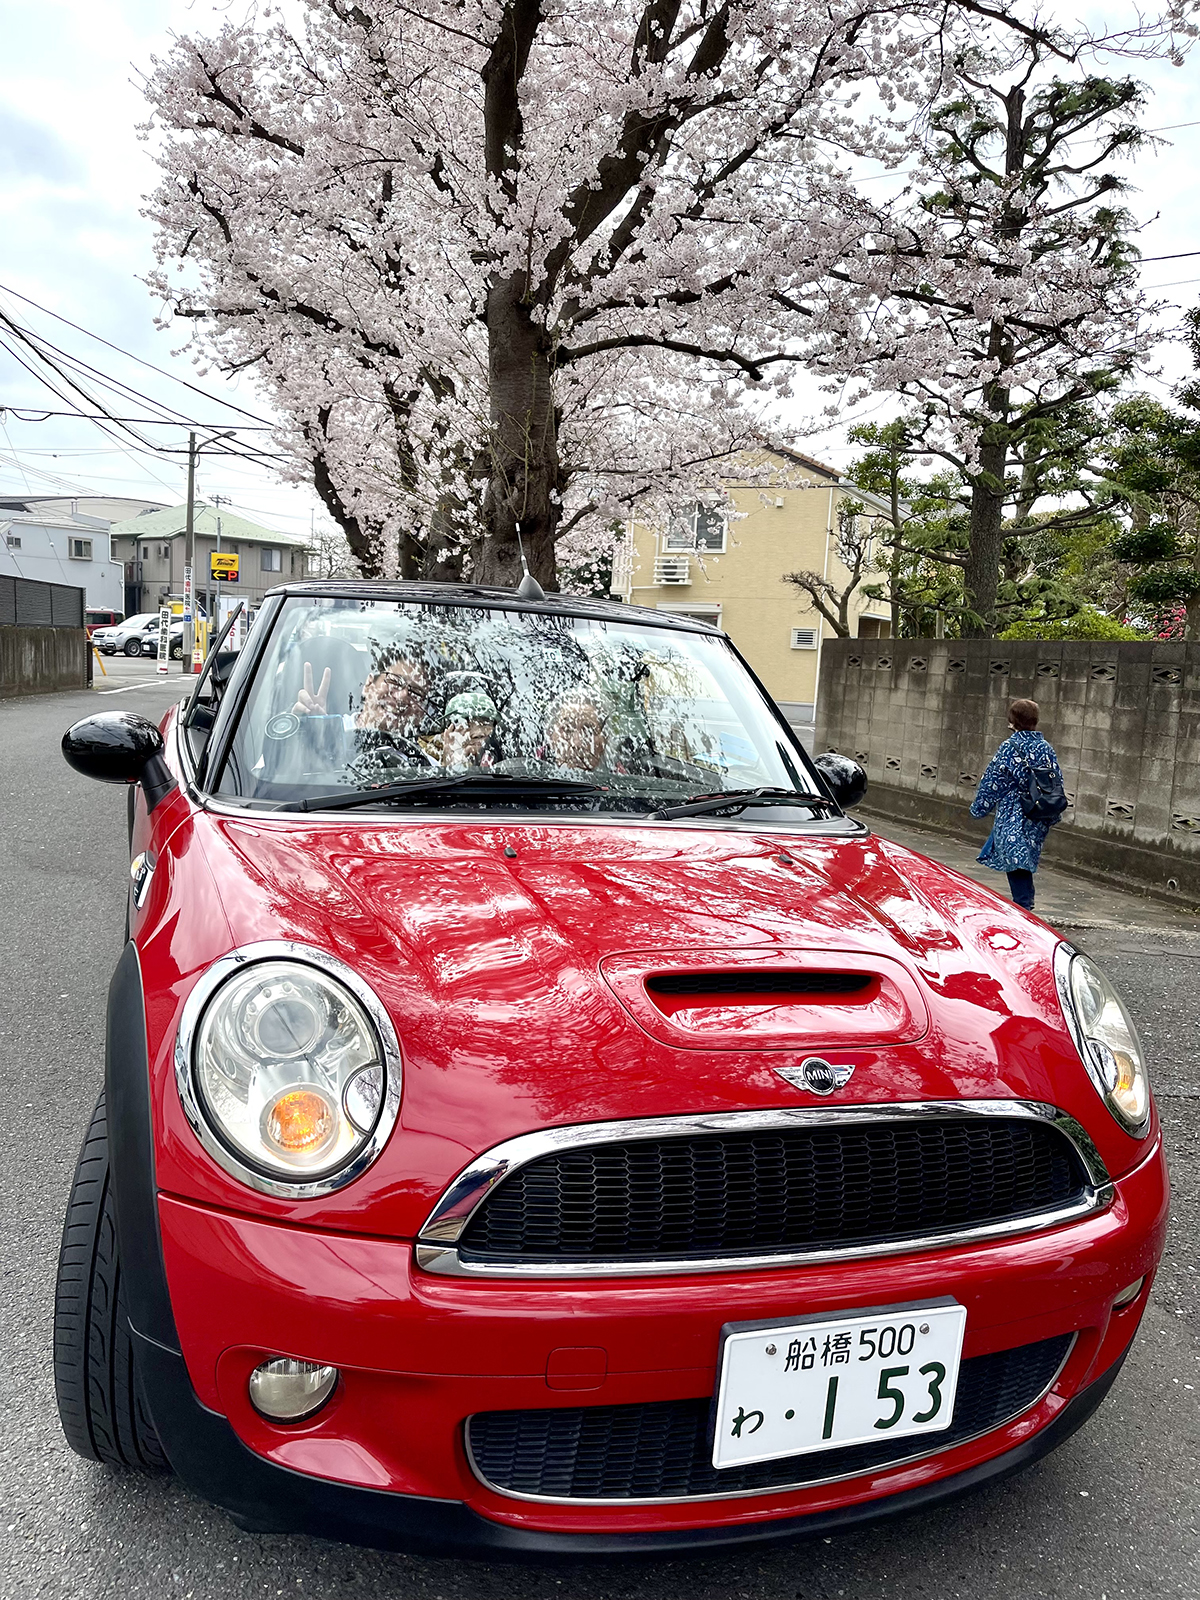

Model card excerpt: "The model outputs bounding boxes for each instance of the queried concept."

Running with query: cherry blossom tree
[143,0,1197,587]
[805,15,1198,632]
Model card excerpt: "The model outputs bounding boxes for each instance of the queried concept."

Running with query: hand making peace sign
[292,661,332,716]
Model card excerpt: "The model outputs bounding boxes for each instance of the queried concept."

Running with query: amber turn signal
[263,1086,336,1154]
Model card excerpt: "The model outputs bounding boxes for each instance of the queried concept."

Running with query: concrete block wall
[0,626,88,698]
[816,639,1200,903]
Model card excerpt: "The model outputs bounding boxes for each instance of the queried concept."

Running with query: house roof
[108,503,303,548]
[770,445,841,481]
[0,494,166,522]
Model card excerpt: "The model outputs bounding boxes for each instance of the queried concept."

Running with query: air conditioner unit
[790,627,818,650]
[654,555,691,585]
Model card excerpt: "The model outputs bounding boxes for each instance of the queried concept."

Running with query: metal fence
[0,575,85,629]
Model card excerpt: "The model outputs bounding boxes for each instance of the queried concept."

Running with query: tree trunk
[963,445,1006,636]
[472,275,562,589]
[887,444,903,637]
[311,465,381,576]
[1187,517,1200,640]
[963,329,1011,637]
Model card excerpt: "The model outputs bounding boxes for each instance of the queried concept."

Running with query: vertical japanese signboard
[156,606,171,676]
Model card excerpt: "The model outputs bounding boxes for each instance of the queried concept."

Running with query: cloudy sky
[1,0,1198,534]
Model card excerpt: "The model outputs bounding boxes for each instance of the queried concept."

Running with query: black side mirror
[61,712,177,813]
[814,751,868,811]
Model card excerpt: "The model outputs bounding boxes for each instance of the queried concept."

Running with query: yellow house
[612,448,892,729]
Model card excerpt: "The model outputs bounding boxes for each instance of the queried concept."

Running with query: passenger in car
[542,691,610,772]
[439,687,500,771]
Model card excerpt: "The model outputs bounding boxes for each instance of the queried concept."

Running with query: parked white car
[91,613,162,656]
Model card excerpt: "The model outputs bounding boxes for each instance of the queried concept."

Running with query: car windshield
[213,596,823,815]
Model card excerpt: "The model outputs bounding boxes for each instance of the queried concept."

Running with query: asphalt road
[1,668,1197,1599]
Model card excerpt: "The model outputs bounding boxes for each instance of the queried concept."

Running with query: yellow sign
[211,551,239,582]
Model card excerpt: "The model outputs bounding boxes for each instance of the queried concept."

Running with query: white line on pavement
[97,681,171,694]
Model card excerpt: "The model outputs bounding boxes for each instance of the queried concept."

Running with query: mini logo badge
[775,1057,855,1095]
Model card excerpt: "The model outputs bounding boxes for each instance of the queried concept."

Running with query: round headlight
[1054,945,1150,1135]
[178,947,401,1195]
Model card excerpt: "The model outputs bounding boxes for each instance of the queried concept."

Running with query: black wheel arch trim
[128,1325,1127,1559]
[105,940,180,1355]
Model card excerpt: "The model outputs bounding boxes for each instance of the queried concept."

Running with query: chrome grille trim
[463,1334,1078,1505]
[415,1101,1113,1278]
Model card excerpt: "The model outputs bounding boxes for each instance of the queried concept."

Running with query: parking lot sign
[210,551,239,582]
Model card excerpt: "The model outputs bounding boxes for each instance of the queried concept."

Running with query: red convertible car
[55,581,1166,1557]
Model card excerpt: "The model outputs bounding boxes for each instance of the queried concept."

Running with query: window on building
[664,501,726,552]
[790,627,818,650]
[142,545,151,559]
[69,538,93,561]
[5,535,20,550]
[160,544,172,559]
[656,602,723,627]
[261,547,283,572]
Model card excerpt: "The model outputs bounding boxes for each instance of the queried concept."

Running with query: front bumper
[146,1137,1166,1552]
[131,1329,1129,1558]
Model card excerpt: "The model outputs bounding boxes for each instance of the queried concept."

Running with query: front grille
[468,1334,1073,1501]
[457,1119,1091,1264]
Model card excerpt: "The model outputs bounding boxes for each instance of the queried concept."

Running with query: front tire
[124,639,143,658]
[53,1092,168,1471]
[169,641,183,661]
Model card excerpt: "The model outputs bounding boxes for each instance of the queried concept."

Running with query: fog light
[1113,1277,1145,1309]
[248,1357,339,1421]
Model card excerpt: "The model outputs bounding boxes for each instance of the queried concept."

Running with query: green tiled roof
[108,503,302,548]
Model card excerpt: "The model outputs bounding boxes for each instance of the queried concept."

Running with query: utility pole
[181,437,232,673]
[211,494,231,641]
[182,431,197,674]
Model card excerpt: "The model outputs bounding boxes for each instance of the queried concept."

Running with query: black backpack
[1019,758,1068,826]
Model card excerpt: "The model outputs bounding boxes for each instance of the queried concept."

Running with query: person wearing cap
[969,697,1063,912]
[440,687,500,771]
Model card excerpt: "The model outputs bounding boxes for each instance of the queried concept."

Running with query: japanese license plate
[712,1299,966,1469]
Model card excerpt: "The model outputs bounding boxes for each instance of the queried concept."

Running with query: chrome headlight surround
[1053,943,1151,1138]
[175,941,402,1199]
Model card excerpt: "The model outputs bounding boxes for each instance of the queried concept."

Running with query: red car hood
[137,811,1126,1235]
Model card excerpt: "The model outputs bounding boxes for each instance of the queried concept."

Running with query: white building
[0,511,126,615]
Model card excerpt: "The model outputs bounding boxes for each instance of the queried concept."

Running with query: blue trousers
[1007,870,1035,910]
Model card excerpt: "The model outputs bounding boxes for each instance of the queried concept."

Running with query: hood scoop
[601,947,929,1051]
[646,970,873,999]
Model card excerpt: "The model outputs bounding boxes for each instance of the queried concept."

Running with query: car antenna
[514,521,546,601]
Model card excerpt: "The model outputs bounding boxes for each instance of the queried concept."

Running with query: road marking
[97,681,170,695]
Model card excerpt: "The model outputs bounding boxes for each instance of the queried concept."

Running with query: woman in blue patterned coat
[969,698,1062,912]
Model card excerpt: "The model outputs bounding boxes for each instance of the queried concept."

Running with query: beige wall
[619,457,890,722]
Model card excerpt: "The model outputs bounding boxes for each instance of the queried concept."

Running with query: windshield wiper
[276,773,605,814]
[649,787,839,821]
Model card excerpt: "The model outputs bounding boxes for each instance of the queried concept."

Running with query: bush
[1127,567,1200,607]
[999,607,1146,641]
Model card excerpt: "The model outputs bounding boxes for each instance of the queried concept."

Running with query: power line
[0,404,274,429]
[0,312,282,458]
[0,313,285,474]
[0,281,275,427]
